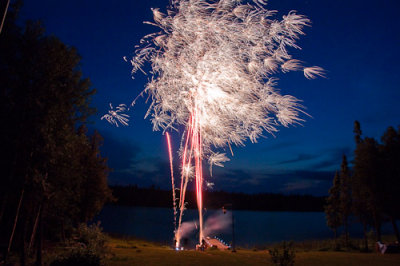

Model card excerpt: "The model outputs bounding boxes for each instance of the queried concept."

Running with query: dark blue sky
[20,0,400,195]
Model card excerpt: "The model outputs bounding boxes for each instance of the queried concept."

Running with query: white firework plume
[304,66,326,80]
[120,0,323,164]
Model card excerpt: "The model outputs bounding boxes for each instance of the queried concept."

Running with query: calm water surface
[95,205,394,248]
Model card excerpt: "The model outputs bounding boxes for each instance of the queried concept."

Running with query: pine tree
[339,155,351,248]
[354,120,362,145]
[352,121,371,251]
[380,126,400,242]
[325,171,342,249]
[353,137,383,241]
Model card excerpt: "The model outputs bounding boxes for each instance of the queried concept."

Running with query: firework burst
[101,103,129,127]
[104,0,324,246]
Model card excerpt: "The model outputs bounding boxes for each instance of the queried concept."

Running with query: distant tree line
[325,121,400,251]
[110,185,326,212]
[0,2,112,264]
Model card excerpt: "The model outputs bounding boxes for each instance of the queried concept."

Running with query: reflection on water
[95,205,395,248]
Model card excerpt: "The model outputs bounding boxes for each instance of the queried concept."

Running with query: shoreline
[107,233,399,250]
[106,235,400,266]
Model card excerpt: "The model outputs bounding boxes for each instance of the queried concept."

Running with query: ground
[107,237,400,266]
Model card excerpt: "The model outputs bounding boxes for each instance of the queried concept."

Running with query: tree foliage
[0,2,112,262]
[325,171,342,240]
[326,121,400,248]
[353,136,383,241]
[380,126,400,242]
[339,155,351,247]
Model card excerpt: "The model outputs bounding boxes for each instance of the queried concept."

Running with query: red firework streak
[170,106,205,247]
[165,132,177,229]
[193,106,204,245]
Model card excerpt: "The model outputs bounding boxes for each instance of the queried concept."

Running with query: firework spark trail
[101,103,129,127]
[166,132,177,230]
[193,106,204,243]
[179,116,192,211]
[176,113,197,246]
[103,0,325,246]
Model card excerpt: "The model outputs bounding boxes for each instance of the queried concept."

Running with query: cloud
[311,159,339,170]
[360,111,400,128]
[96,130,172,188]
[98,129,339,196]
[209,167,334,196]
[277,153,319,165]
[329,146,352,160]
[283,180,321,193]
[310,146,352,170]
[99,130,142,171]
[273,146,353,170]
[259,141,298,152]
[116,156,173,188]
[291,170,334,182]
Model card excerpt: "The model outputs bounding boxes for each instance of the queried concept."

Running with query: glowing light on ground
[102,0,324,247]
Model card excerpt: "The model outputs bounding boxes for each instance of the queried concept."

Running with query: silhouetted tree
[353,136,383,242]
[0,2,111,263]
[325,171,342,248]
[77,128,113,222]
[351,121,372,251]
[339,155,351,248]
[380,126,400,242]
[354,120,362,145]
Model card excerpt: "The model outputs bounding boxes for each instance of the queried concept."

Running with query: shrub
[269,241,296,266]
[75,223,109,255]
[50,249,101,266]
[50,223,109,266]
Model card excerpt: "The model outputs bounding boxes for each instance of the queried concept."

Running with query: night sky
[19,0,400,196]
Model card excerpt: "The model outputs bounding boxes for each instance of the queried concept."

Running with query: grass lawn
[106,237,400,266]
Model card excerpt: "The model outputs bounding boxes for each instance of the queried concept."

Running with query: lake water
[95,205,395,248]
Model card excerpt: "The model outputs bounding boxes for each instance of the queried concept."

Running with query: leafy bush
[75,223,109,255]
[50,249,101,266]
[269,241,296,266]
[50,223,109,266]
